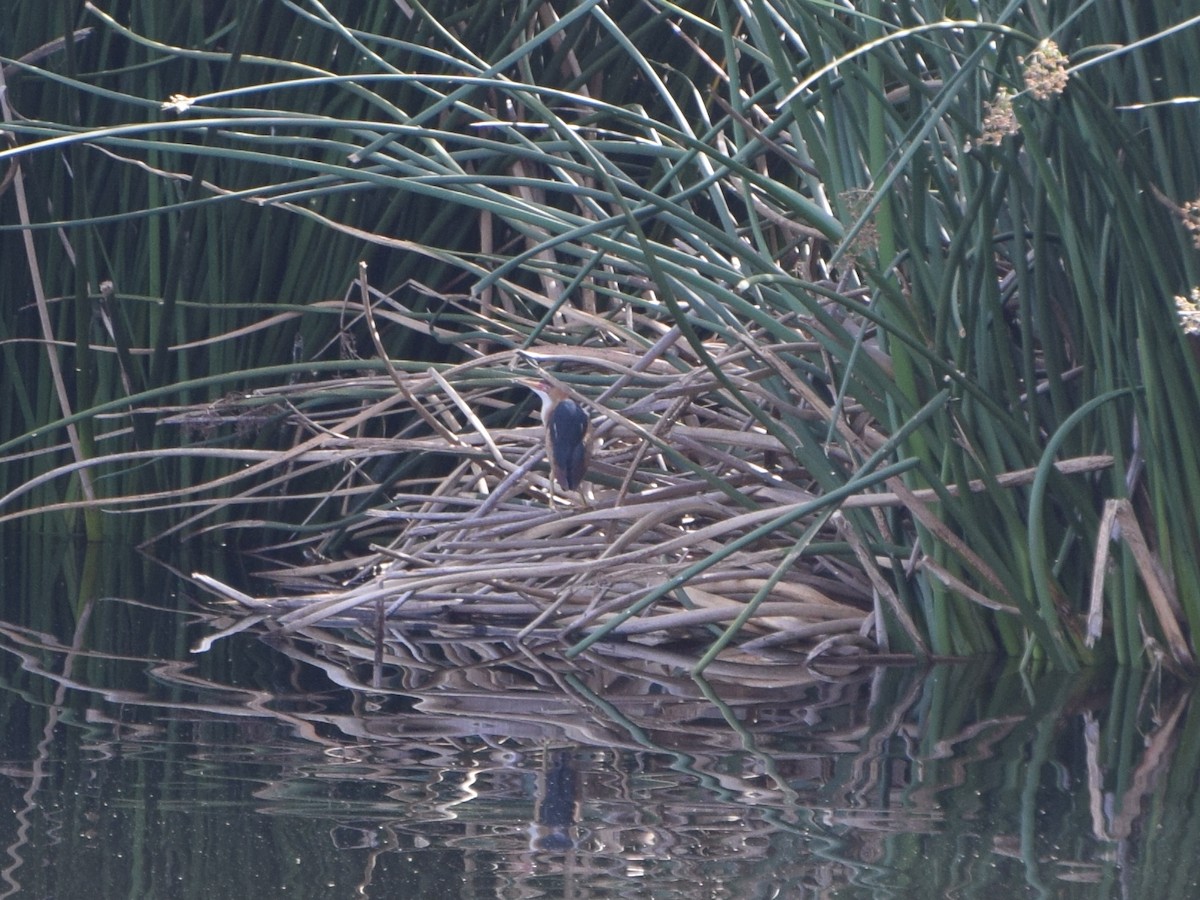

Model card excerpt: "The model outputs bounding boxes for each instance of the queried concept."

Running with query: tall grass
[2,0,1198,669]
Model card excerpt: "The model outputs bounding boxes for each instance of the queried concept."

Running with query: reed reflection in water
[0,551,1193,898]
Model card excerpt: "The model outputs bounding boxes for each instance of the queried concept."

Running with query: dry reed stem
[1088,498,1192,668]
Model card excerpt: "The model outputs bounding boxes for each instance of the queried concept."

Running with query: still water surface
[0,533,1195,898]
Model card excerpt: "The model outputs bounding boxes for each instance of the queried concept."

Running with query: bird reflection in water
[528,748,581,853]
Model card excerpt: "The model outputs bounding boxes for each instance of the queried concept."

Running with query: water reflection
[0,545,1196,897]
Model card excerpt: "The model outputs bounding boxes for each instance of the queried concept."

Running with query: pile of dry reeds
[193,320,892,665]
[193,313,1115,670]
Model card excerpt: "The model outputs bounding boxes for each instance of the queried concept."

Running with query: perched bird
[520,378,591,492]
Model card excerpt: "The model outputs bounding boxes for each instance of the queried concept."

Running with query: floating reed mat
[189,340,1116,666]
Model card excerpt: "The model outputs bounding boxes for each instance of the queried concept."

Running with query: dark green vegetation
[2,1,1199,670]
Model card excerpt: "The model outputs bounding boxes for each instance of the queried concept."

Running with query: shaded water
[0,531,1196,898]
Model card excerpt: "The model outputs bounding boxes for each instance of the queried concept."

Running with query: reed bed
[3,1,1200,669]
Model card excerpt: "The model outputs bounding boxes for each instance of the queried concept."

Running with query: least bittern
[520,378,590,493]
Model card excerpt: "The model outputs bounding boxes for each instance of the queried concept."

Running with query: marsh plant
[2,1,1199,670]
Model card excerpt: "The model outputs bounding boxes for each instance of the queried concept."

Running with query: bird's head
[517,377,568,418]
